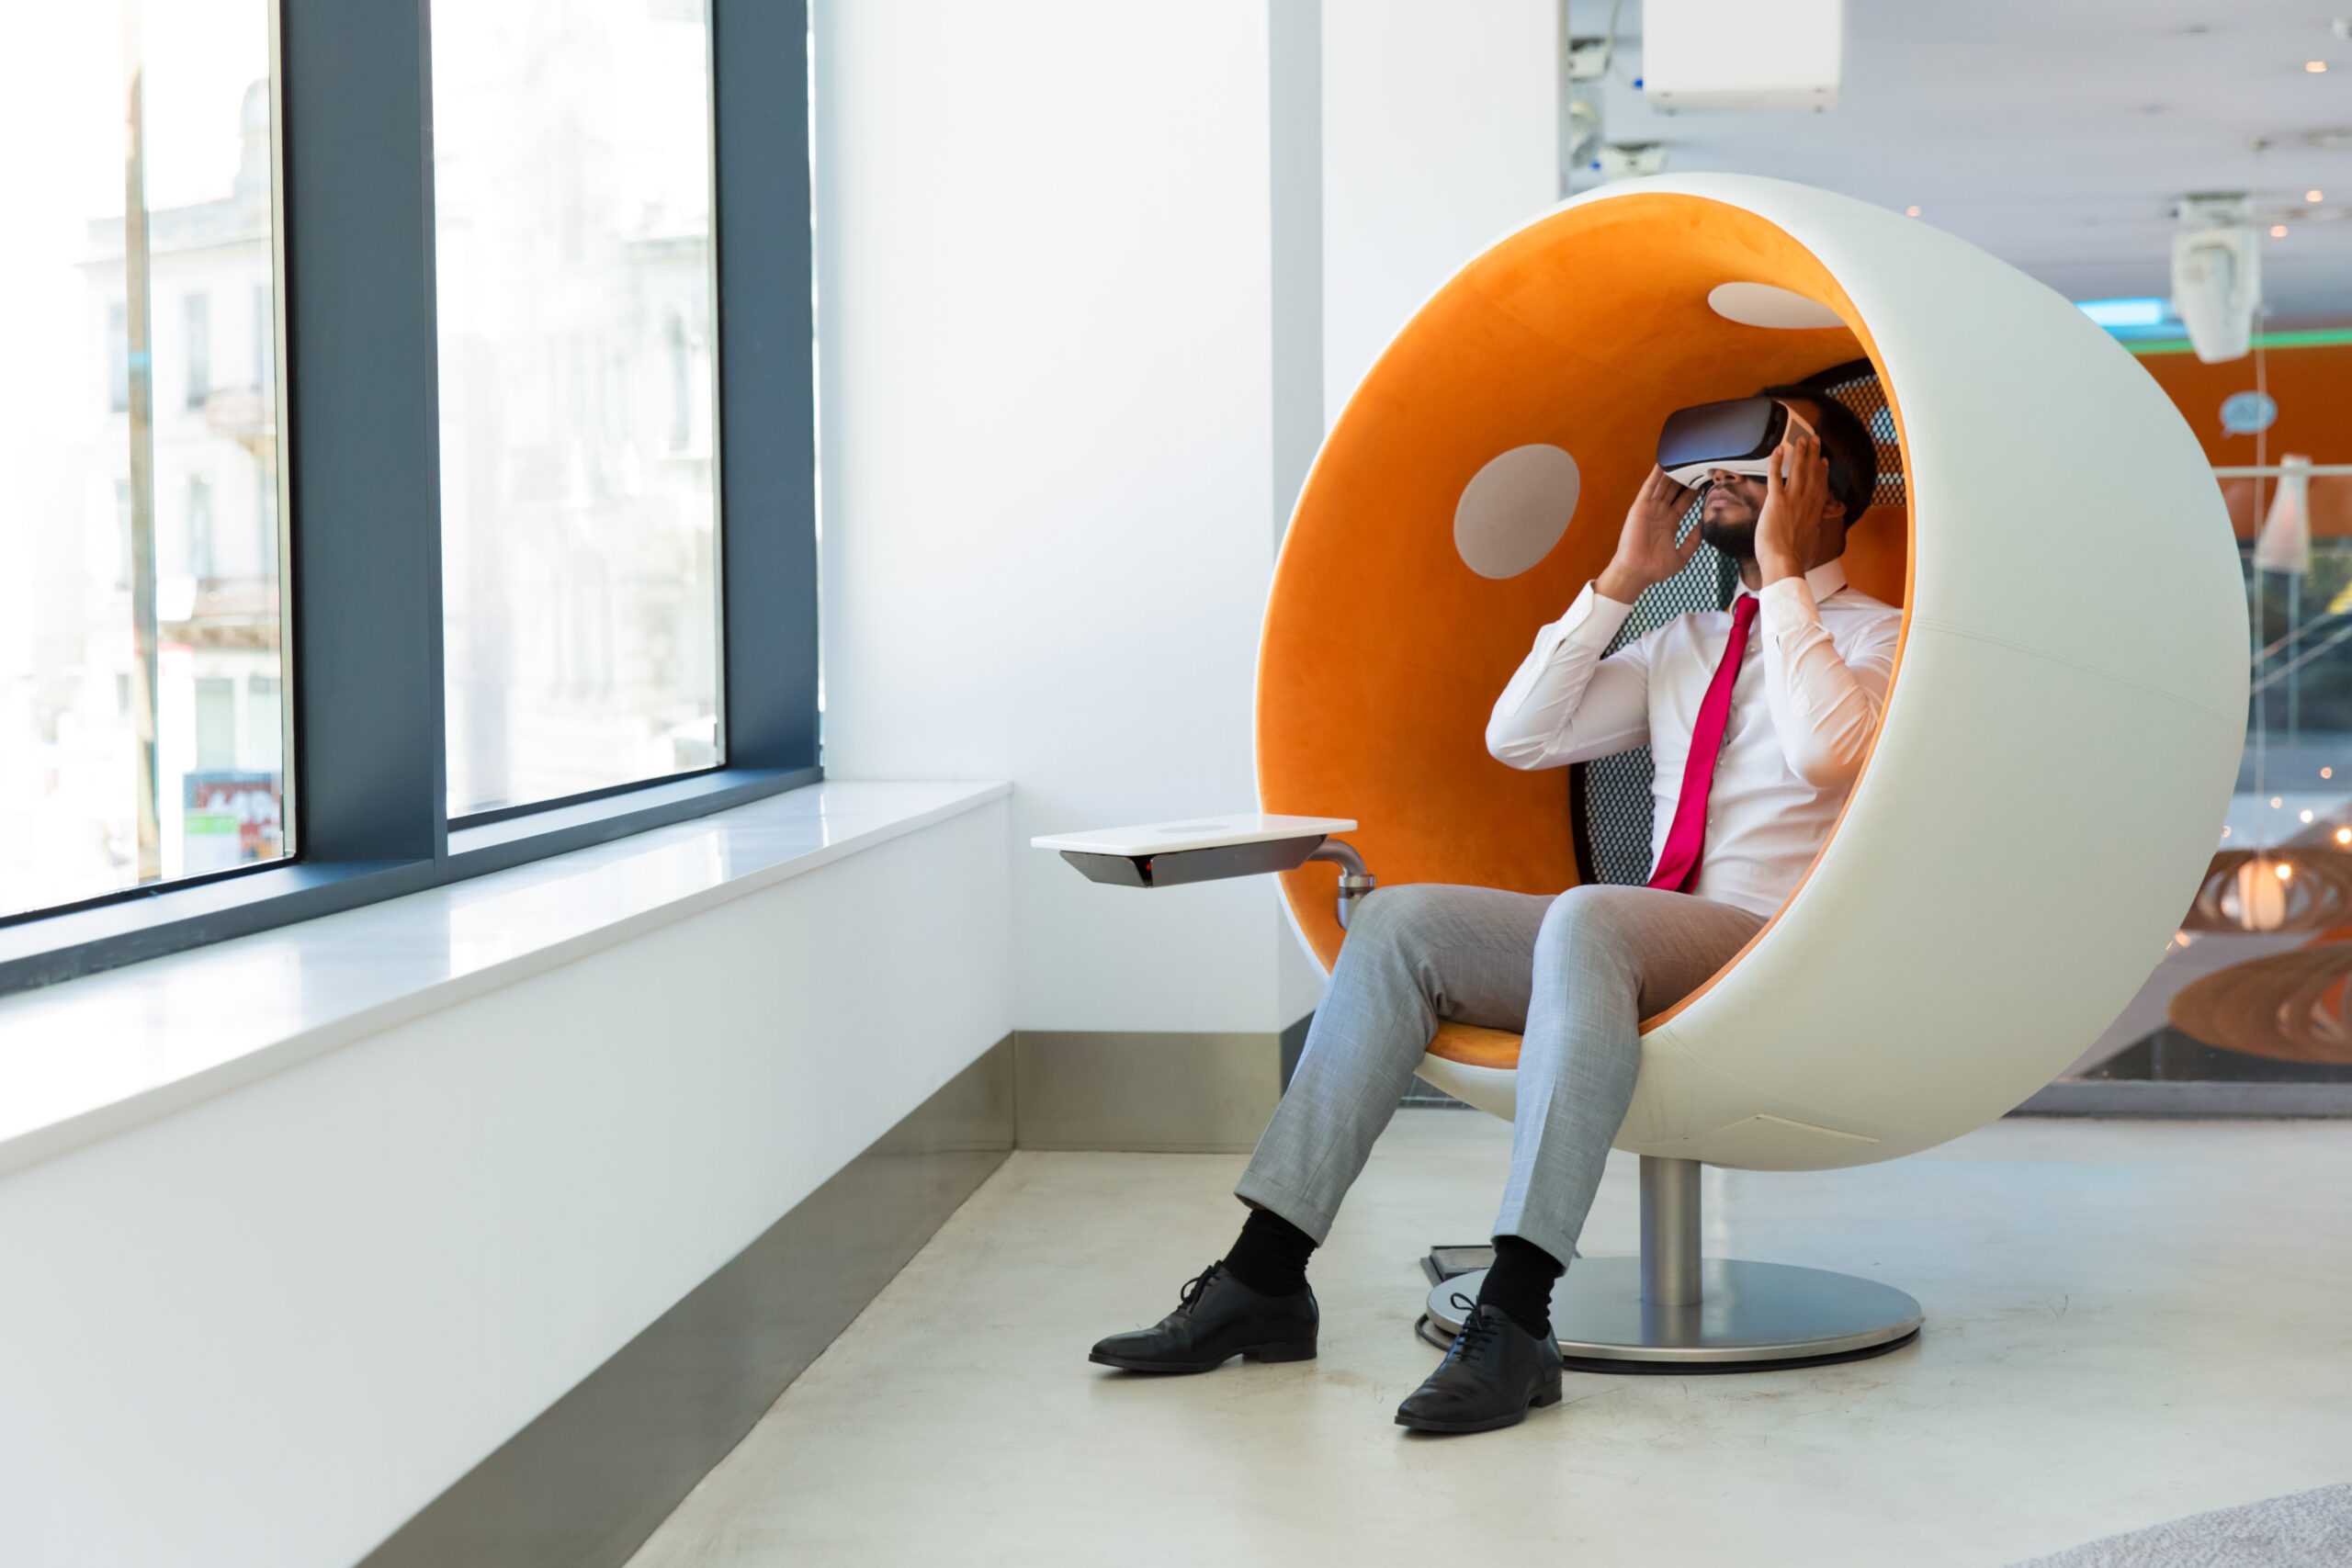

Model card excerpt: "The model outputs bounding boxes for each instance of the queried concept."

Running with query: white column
[816,1,1295,1033]
[1323,0,1560,422]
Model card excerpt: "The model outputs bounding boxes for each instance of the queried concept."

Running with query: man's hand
[1594,467,1698,603]
[1755,429,1831,585]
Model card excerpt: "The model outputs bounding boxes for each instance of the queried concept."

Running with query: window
[254,466,277,576]
[667,314,694,452]
[0,1,288,920]
[2,0,816,994]
[194,677,237,771]
[252,283,272,389]
[107,306,130,412]
[245,674,281,772]
[187,474,215,581]
[185,293,211,411]
[114,479,133,588]
[431,0,725,819]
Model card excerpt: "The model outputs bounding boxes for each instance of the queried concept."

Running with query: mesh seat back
[1568,363,1905,886]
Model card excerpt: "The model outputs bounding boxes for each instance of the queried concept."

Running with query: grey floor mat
[2009,1483,2352,1567]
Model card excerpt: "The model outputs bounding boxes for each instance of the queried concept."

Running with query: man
[1090,386,1901,1435]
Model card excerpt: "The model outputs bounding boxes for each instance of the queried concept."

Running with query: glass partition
[2060,465,2352,1093]
[432,0,725,821]
[0,0,287,920]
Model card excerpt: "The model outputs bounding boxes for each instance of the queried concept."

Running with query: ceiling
[1575,0,2352,324]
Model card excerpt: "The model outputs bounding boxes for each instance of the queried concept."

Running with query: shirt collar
[1735,556,1849,604]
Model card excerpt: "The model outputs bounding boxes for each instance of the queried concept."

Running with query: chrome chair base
[1419,1156,1922,1369]
[1423,1257,1922,1368]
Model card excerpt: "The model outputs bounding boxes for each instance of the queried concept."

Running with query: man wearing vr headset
[1090,386,1899,1437]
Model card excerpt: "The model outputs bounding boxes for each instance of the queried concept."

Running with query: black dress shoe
[1089,1263,1318,1373]
[1395,1300,1564,1434]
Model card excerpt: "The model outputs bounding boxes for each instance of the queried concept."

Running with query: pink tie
[1646,593,1758,895]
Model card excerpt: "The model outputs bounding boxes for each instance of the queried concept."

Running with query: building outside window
[432,0,724,819]
[107,304,129,412]
[254,466,277,577]
[184,291,210,411]
[244,672,280,772]
[113,479,132,588]
[192,676,235,771]
[0,1,287,919]
[252,281,272,389]
[186,473,214,581]
[666,313,693,453]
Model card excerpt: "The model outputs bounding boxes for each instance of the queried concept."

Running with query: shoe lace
[1444,1292,1500,1361]
[1177,1265,1221,1314]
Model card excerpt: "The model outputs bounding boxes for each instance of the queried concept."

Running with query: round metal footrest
[1425,1258,1922,1369]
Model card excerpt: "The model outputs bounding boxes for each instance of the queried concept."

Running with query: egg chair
[1259,174,2247,1364]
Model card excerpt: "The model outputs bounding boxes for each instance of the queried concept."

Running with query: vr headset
[1657,396,1858,512]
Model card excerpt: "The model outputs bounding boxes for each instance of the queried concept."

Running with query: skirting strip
[356,1035,1016,1568]
[1013,1030,1283,1152]
[2016,1078,2352,1117]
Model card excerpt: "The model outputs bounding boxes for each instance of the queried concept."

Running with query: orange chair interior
[1257,193,1912,1070]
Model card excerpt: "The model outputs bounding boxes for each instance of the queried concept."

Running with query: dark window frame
[0,0,819,999]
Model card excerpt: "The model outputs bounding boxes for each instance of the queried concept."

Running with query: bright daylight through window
[433,0,724,820]
[0,1,287,921]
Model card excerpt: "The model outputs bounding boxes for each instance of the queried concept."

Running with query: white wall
[0,801,1010,1568]
[815,1,1311,1033]
[814,3,1563,1035]
[1323,0,1560,420]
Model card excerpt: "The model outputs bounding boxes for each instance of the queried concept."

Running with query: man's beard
[1698,516,1757,561]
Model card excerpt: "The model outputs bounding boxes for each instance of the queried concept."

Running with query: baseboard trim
[356,1035,1015,1568]
[355,1021,1317,1565]
[1013,1030,1282,1152]
[2015,1078,2352,1118]
[1278,1012,1312,1090]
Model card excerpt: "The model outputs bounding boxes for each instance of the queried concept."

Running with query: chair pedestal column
[1640,1153,1703,1307]
[1424,1156,1923,1370]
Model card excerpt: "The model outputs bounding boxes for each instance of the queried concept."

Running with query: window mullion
[712,0,821,774]
[280,0,448,867]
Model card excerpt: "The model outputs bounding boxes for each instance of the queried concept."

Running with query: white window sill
[0,780,1010,1179]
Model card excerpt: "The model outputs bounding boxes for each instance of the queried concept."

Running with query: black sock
[1220,1207,1316,1297]
[1476,1235,1565,1337]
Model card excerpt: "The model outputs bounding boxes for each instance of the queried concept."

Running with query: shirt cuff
[1558,582,1634,650]
[1758,576,1822,637]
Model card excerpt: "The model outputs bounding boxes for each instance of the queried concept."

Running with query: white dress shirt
[1486,558,1902,918]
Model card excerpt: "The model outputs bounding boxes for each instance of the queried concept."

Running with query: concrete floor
[626,1112,2352,1567]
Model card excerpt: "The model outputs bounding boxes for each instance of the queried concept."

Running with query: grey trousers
[1235,883,1765,1267]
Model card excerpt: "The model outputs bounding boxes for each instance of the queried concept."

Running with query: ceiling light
[2229,856,2290,928]
[2310,189,2327,201]
[2079,294,2191,342]
[2273,223,2291,236]
[1905,205,1920,217]
[2310,61,2330,73]
[2078,297,2168,326]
